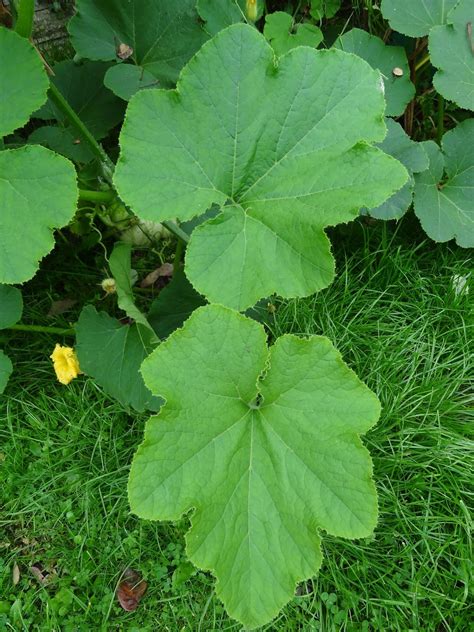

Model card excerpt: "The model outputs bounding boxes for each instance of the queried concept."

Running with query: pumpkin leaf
[0,350,13,395]
[0,26,49,137]
[366,119,428,219]
[0,146,78,284]
[413,120,474,247]
[75,305,160,412]
[197,0,264,36]
[68,0,208,86]
[264,12,323,56]
[104,64,158,101]
[129,304,380,629]
[429,0,474,111]
[333,28,414,117]
[381,0,458,37]
[34,60,125,140]
[28,125,95,163]
[310,0,341,20]
[0,285,23,330]
[114,24,408,311]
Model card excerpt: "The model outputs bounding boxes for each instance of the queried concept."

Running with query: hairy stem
[414,53,430,72]
[78,188,116,203]
[8,324,75,335]
[47,82,115,183]
[14,0,34,38]
[163,221,190,244]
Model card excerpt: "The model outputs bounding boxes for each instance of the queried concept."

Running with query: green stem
[8,324,75,335]
[78,188,116,203]
[414,53,430,72]
[163,221,190,244]
[14,0,34,38]
[47,82,114,182]
[174,238,184,266]
[437,95,444,143]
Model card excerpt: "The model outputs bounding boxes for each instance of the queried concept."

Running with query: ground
[1,218,472,631]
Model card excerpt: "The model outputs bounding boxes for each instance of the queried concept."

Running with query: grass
[1,220,472,631]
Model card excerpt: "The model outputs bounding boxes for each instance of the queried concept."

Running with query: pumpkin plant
[0,0,472,627]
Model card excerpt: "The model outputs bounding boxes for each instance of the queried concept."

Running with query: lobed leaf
[264,12,323,56]
[0,146,78,284]
[75,305,160,412]
[129,304,380,629]
[0,26,49,137]
[429,0,474,111]
[115,24,408,311]
[333,28,414,117]
[413,120,474,247]
[197,0,264,36]
[381,0,458,37]
[69,0,208,87]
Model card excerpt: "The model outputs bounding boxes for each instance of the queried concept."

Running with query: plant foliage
[129,304,380,629]
[115,24,407,311]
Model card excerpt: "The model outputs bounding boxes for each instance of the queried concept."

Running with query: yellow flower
[50,344,82,385]
[246,0,258,22]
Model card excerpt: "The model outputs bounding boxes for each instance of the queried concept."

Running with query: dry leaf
[116,568,148,611]
[140,263,174,288]
[117,43,133,60]
[48,298,77,317]
[30,564,49,585]
[12,562,20,585]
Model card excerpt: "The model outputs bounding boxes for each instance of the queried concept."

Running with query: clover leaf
[333,28,414,117]
[115,24,408,311]
[68,0,208,87]
[381,0,458,37]
[413,119,474,247]
[429,0,474,111]
[129,304,380,628]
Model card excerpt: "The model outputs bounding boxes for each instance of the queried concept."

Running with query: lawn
[1,219,472,631]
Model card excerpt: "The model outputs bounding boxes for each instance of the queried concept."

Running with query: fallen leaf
[48,298,77,317]
[117,43,133,60]
[140,263,174,288]
[116,568,147,611]
[30,564,49,585]
[12,562,20,585]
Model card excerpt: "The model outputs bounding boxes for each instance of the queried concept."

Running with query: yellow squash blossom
[246,0,258,22]
[50,344,82,385]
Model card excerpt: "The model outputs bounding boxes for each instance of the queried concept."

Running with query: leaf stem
[78,188,116,203]
[14,0,34,38]
[162,221,190,244]
[47,82,115,183]
[414,53,430,72]
[437,95,444,143]
[8,324,75,335]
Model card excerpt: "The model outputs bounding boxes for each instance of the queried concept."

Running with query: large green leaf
[413,120,474,247]
[0,285,23,330]
[103,64,158,101]
[197,0,264,36]
[148,266,206,340]
[34,61,125,140]
[0,350,13,395]
[333,28,414,117]
[381,0,458,37]
[264,12,323,56]
[68,0,208,86]
[75,305,160,412]
[28,125,95,163]
[429,0,474,111]
[114,24,408,311]
[0,146,78,284]
[367,119,428,219]
[129,304,380,629]
[0,26,49,137]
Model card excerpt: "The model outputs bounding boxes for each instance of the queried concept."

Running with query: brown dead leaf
[116,568,148,611]
[140,263,173,288]
[12,562,20,585]
[48,298,77,317]
[117,42,133,60]
[30,564,49,585]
